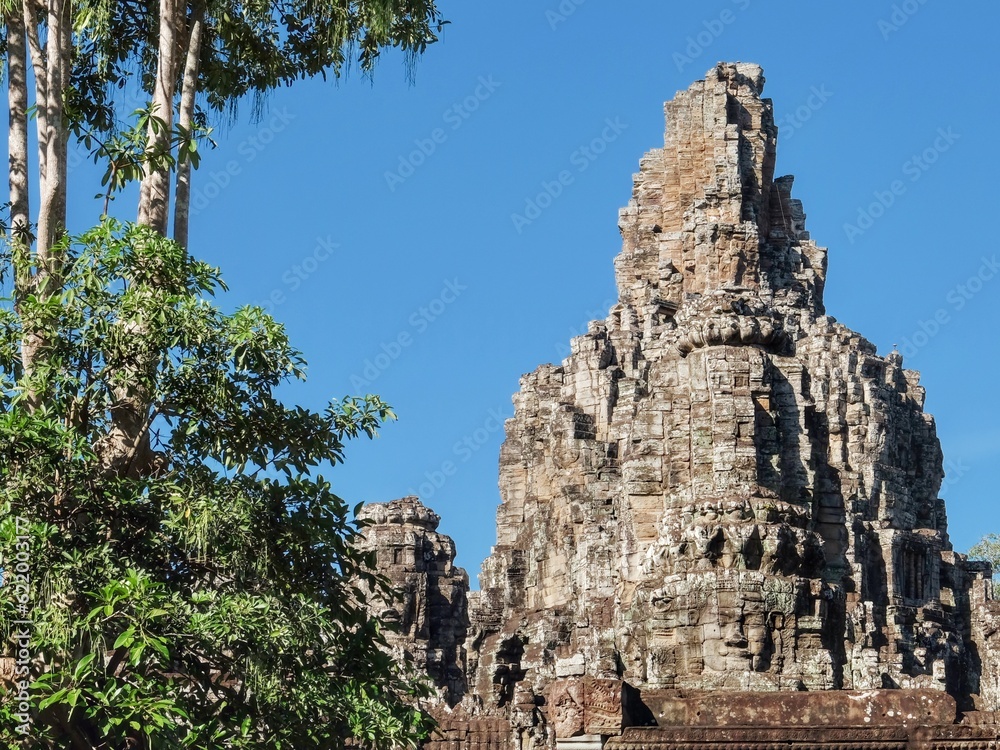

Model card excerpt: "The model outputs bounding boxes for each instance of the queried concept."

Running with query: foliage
[70,0,449,153]
[0,221,433,748]
[4,0,448,744]
[970,534,1000,591]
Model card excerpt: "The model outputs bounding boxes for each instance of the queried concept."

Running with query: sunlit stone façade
[361,63,1000,749]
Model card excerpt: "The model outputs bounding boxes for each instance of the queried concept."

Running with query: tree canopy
[970,534,1000,578]
[1,0,447,747]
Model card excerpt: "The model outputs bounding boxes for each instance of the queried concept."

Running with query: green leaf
[73,653,96,681]
[114,625,136,650]
[39,688,70,710]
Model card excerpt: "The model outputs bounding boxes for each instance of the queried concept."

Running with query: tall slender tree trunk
[23,0,48,194]
[137,0,182,235]
[36,0,70,262]
[7,9,31,300]
[173,1,205,252]
[105,0,185,476]
[19,0,71,410]
[8,7,38,407]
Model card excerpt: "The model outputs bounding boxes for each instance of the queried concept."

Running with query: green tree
[970,534,1000,579]
[1,0,447,747]
[0,222,433,748]
[5,0,447,471]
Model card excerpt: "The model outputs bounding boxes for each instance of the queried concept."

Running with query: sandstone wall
[363,63,998,749]
[465,63,994,745]
[356,497,470,704]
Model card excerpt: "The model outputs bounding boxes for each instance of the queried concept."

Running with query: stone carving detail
[548,678,623,739]
[674,290,788,357]
[364,63,1000,748]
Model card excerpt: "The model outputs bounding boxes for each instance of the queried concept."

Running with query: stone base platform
[601,689,999,750]
[424,685,1000,750]
[607,725,999,749]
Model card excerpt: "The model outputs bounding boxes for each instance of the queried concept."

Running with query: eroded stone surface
[356,496,470,704]
[364,62,999,749]
[644,688,956,728]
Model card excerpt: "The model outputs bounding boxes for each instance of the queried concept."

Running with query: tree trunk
[36,0,70,263]
[105,0,185,476]
[24,0,48,191]
[137,0,182,235]
[8,7,40,408]
[173,2,205,252]
[19,0,70,411]
[6,9,32,300]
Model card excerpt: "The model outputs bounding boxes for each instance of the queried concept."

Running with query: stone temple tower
[361,63,1000,749]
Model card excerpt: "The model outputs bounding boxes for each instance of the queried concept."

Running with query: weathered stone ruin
[361,63,1000,748]
[356,496,470,703]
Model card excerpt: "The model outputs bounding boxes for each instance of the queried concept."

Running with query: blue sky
[64,1,1000,581]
